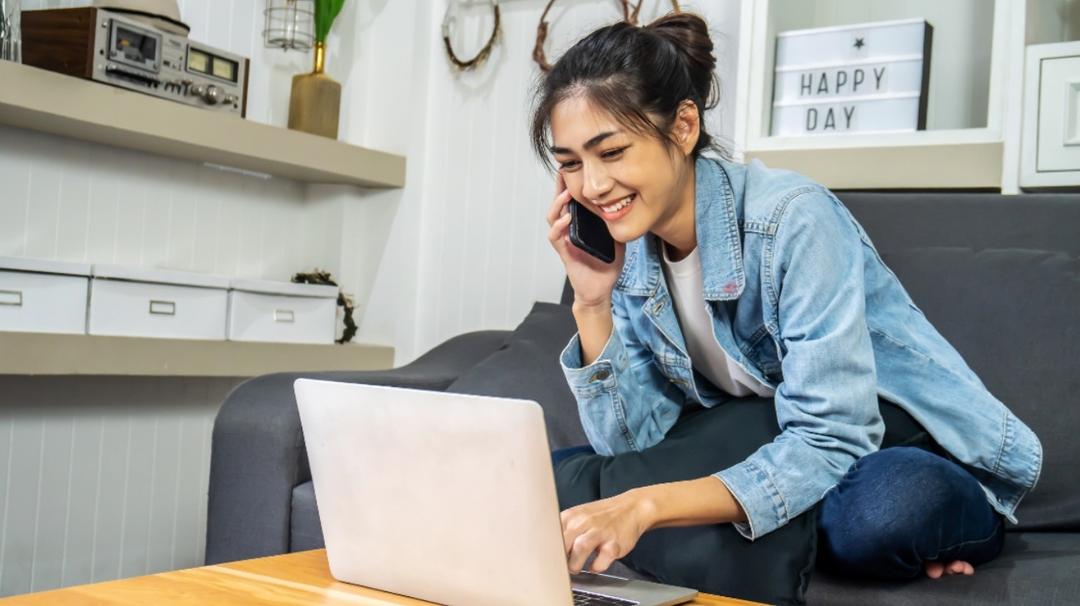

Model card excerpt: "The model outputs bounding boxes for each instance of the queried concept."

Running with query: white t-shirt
[661,244,775,398]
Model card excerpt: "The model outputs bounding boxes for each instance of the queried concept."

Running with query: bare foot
[924,560,975,579]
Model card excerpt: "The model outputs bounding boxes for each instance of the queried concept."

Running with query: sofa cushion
[841,193,1080,531]
[806,532,1080,605]
[290,481,325,552]
[446,301,588,450]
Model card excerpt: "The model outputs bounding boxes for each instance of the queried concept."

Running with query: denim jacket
[559,152,1042,540]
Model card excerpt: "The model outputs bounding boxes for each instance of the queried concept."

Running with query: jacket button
[589,370,611,382]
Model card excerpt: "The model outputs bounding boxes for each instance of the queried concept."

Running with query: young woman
[534,12,1041,586]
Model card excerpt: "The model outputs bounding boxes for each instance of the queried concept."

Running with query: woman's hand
[561,489,655,575]
[561,477,747,574]
[546,172,626,308]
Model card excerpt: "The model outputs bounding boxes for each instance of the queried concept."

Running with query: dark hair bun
[530,11,725,168]
[646,13,718,109]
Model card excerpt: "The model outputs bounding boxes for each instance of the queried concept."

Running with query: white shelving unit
[731,0,1079,193]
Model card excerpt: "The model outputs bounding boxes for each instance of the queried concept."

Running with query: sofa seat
[805,532,1080,605]
[293,479,1080,600]
[293,481,1080,605]
[291,483,1080,606]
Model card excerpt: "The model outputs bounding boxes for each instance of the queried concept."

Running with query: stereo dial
[202,85,223,105]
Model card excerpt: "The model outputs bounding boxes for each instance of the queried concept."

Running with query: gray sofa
[206,192,1080,605]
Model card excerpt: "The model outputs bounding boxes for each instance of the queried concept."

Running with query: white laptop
[294,378,699,606]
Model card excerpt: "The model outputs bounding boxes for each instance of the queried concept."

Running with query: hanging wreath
[291,269,358,344]
[442,0,502,70]
[533,0,682,72]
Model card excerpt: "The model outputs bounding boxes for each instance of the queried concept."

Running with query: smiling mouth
[598,193,635,214]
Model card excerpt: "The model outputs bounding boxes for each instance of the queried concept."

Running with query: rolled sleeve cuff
[713,459,790,541]
[559,330,627,395]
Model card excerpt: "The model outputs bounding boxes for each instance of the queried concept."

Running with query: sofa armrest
[205,329,510,564]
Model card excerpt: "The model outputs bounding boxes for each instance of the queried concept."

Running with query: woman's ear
[673,100,701,156]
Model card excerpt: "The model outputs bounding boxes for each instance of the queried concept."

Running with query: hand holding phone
[545,174,625,308]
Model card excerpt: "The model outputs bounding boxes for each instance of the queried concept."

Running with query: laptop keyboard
[572,588,639,605]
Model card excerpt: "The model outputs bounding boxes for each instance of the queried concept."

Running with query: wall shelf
[0,61,406,188]
[0,332,395,377]
[746,130,1004,189]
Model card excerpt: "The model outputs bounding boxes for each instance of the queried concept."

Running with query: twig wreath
[533,0,682,72]
[291,269,358,344]
[442,0,502,70]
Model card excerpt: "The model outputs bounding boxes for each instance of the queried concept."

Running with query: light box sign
[770,18,933,136]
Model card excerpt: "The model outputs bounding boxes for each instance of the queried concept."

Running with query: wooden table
[0,549,763,605]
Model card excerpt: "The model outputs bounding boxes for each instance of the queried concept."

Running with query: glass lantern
[263,0,314,52]
[0,0,20,63]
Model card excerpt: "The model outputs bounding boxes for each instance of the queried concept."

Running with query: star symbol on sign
[854,37,866,49]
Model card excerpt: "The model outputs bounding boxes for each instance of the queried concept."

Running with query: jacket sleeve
[559,289,686,456]
[714,190,885,540]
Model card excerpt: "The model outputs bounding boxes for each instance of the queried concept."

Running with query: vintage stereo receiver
[21,7,249,117]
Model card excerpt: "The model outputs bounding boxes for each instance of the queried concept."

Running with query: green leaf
[315,0,348,43]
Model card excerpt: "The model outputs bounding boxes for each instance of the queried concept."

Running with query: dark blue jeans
[816,445,1005,579]
[550,444,1005,580]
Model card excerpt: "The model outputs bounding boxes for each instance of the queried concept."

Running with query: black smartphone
[568,199,616,264]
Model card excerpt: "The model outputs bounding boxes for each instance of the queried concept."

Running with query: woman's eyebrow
[550,130,621,155]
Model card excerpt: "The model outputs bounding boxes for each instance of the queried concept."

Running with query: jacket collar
[615,153,746,300]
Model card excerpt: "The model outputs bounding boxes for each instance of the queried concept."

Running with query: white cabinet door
[1036,55,1080,173]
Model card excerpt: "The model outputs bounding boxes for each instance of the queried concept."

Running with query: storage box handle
[149,300,176,316]
[0,290,22,307]
[274,309,295,323]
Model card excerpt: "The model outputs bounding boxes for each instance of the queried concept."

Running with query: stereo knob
[202,85,223,105]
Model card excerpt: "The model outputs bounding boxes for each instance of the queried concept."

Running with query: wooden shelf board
[0,61,405,188]
[746,140,1004,189]
[0,332,395,377]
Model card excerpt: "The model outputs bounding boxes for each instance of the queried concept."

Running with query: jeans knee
[818,447,992,576]
[856,447,980,511]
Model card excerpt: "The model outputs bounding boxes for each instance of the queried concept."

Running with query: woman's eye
[558,160,581,170]
[601,147,627,159]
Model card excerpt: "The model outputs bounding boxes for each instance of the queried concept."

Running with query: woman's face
[549,95,692,244]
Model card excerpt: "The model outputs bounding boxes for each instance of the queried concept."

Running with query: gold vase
[288,41,342,139]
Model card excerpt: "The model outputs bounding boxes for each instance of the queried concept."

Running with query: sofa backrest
[839,192,1080,531]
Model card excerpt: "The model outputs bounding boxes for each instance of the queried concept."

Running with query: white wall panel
[410,0,741,358]
[0,377,237,597]
[0,126,313,278]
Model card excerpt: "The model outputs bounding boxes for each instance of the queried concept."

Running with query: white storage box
[228,279,338,344]
[771,18,932,136]
[0,257,91,335]
[89,265,229,340]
